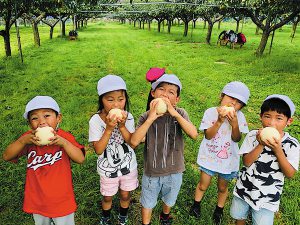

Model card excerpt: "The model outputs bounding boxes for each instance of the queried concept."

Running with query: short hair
[146,82,180,111]
[261,98,291,118]
[97,90,130,112]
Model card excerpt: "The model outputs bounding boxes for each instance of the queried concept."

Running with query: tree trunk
[183,21,189,36]
[81,20,83,27]
[206,22,213,44]
[193,19,196,28]
[158,20,162,32]
[23,18,27,27]
[62,20,66,36]
[236,20,240,33]
[167,20,172,33]
[50,26,54,39]
[291,16,299,38]
[218,20,221,29]
[255,26,260,35]
[32,22,40,46]
[203,20,207,29]
[0,29,12,57]
[142,20,145,29]
[139,20,142,29]
[134,20,136,27]
[255,30,270,56]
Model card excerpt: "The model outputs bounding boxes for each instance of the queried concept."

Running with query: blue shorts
[200,166,238,181]
[140,173,183,209]
[230,196,275,225]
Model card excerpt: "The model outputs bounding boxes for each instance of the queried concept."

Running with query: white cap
[24,96,60,119]
[222,81,250,105]
[97,75,127,96]
[151,74,182,91]
[264,94,295,117]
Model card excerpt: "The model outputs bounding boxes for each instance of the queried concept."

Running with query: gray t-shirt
[137,108,190,176]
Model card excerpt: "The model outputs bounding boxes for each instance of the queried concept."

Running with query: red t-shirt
[14,129,84,217]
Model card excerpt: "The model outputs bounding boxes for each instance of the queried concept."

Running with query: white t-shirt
[197,107,249,174]
[233,130,299,212]
[89,113,137,178]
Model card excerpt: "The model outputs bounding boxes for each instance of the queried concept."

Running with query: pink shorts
[100,169,139,196]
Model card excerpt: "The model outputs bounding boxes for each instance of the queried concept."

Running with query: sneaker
[159,215,173,225]
[118,214,128,225]
[100,216,112,225]
[189,205,201,218]
[212,210,223,225]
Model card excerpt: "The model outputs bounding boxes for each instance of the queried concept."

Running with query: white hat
[24,96,60,119]
[222,81,250,105]
[151,74,182,91]
[264,94,295,117]
[97,75,127,96]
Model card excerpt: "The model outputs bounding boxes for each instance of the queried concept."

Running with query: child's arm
[165,99,198,140]
[262,135,296,178]
[204,107,226,140]
[242,144,264,167]
[3,132,38,161]
[50,132,85,164]
[92,116,117,155]
[118,111,132,146]
[227,112,241,142]
[131,101,161,148]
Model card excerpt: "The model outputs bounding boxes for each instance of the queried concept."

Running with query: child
[230,94,299,225]
[190,81,250,224]
[89,75,138,225]
[3,96,85,225]
[131,74,198,225]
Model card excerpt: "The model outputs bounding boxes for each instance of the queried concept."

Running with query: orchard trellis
[1,0,300,58]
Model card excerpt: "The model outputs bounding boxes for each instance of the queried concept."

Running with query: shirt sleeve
[88,114,104,142]
[126,113,135,133]
[237,111,249,134]
[199,108,215,131]
[285,137,300,171]
[239,130,258,155]
[136,112,148,129]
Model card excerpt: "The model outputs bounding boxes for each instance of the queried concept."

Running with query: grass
[0,19,299,225]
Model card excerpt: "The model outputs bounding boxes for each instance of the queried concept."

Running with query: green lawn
[0,20,299,225]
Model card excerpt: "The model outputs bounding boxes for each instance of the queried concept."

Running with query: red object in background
[146,67,165,82]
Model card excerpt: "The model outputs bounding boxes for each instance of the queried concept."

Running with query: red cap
[146,68,165,82]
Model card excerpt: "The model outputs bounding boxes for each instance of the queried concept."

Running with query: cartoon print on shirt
[217,141,230,159]
[97,142,132,178]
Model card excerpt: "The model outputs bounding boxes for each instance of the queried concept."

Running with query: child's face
[28,108,61,130]
[220,94,244,111]
[260,110,293,135]
[151,83,180,106]
[102,90,126,113]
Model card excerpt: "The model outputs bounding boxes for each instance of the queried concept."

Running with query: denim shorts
[200,166,238,181]
[230,196,275,225]
[140,173,183,209]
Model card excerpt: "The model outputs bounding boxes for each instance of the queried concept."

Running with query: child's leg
[33,214,52,225]
[194,170,213,201]
[102,195,113,210]
[51,213,75,225]
[216,176,229,207]
[142,207,153,225]
[190,170,213,217]
[119,189,131,208]
[118,190,130,224]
